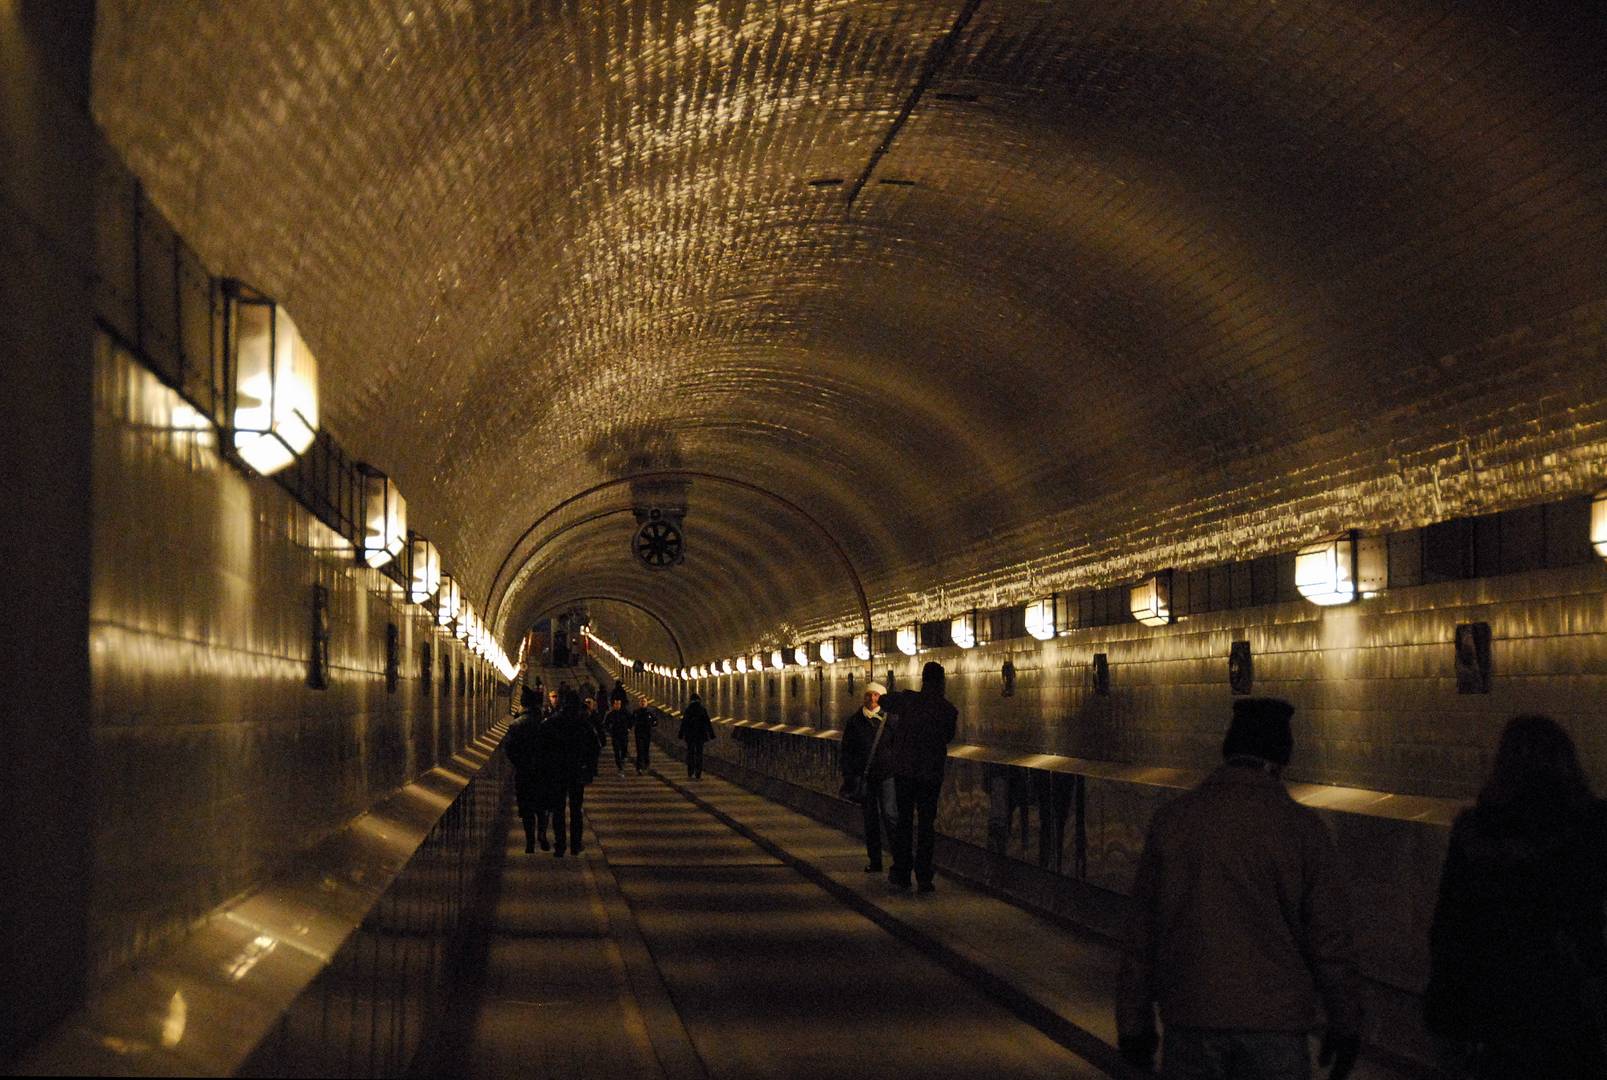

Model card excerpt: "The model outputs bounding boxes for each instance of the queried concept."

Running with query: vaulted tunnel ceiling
[92,1,1607,664]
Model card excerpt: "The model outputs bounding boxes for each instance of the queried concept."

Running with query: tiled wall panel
[89,340,501,983]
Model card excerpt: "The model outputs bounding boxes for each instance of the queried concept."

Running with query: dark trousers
[861,777,895,867]
[553,783,585,853]
[891,774,942,885]
[612,733,629,772]
[685,739,706,778]
[635,734,651,772]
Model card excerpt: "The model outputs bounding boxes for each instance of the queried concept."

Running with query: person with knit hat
[880,661,959,893]
[839,680,896,872]
[1116,697,1364,1079]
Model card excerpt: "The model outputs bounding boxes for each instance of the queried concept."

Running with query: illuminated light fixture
[852,634,871,661]
[1025,597,1057,641]
[456,602,474,641]
[818,640,836,665]
[771,649,785,669]
[792,645,810,666]
[736,655,749,673]
[409,536,440,604]
[357,465,406,569]
[1592,489,1607,559]
[223,282,319,476]
[752,653,766,670]
[950,612,977,649]
[436,576,461,627]
[896,625,918,657]
[1295,530,1387,606]
[1129,572,1173,627]
[722,659,734,674]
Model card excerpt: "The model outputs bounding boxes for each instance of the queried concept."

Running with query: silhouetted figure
[880,661,957,893]
[1116,697,1363,1079]
[504,687,550,853]
[605,698,633,776]
[539,690,601,857]
[839,680,895,873]
[1424,714,1607,1079]
[610,681,627,709]
[678,693,715,779]
[582,693,607,777]
[633,699,658,774]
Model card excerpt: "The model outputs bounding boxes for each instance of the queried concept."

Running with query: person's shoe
[618,769,626,778]
[917,880,936,894]
[538,833,550,851]
[888,872,911,892]
[572,844,584,855]
[554,848,565,858]
[864,863,882,873]
[525,839,535,854]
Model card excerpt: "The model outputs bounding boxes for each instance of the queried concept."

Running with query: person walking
[1116,697,1364,1079]
[582,693,607,779]
[504,686,550,853]
[633,697,658,774]
[839,681,896,873]
[678,692,716,779]
[880,661,957,893]
[1423,714,1607,1079]
[605,695,633,777]
[539,689,601,858]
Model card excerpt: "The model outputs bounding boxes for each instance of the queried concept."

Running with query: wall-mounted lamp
[1592,489,1607,559]
[896,624,918,656]
[455,602,474,641]
[722,659,735,674]
[751,653,765,671]
[818,640,836,664]
[436,576,461,628]
[358,465,406,569]
[736,655,749,673]
[223,282,319,476]
[852,634,871,661]
[950,611,977,649]
[409,536,440,604]
[1129,571,1173,627]
[771,649,785,669]
[792,645,810,666]
[1025,597,1057,641]
[1295,530,1386,606]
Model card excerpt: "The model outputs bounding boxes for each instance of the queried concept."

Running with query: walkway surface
[438,762,1418,1079]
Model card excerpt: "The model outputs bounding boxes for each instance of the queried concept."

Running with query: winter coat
[840,707,894,783]
[605,706,633,743]
[880,688,956,781]
[633,708,658,745]
[1116,761,1364,1037]
[679,701,715,744]
[505,712,545,814]
[1424,795,1607,1075]
[530,706,602,804]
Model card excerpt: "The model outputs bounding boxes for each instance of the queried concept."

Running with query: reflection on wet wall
[89,340,498,983]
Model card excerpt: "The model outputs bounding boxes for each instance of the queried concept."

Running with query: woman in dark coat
[505,687,551,852]
[1425,714,1607,1078]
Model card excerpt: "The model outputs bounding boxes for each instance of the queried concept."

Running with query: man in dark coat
[582,693,607,778]
[504,686,550,852]
[1116,697,1363,1079]
[540,690,602,857]
[604,696,633,777]
[839,681,894,872]
[678,692,716,779]
[632,697,659,774]
[880,661,958,893]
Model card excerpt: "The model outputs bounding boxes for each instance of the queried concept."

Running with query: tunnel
[4,1,1606,1076]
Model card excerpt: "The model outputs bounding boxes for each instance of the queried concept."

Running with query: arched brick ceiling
[92,1,1607,664]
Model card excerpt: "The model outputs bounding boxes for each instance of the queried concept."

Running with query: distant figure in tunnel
[880,661,957,893]
[539,689,602,857]
[1116,697,1363,1080]
[1423,714,1607,1079]
[605,692,633,777]
[582,693,607,778]
[839,681,895,873]
[505,687,551,853]
[633,697,659,774]
[679,692,715,779]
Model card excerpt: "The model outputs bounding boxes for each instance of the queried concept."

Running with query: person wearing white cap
[839,681,897,872]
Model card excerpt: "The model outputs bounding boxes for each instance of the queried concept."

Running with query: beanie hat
[865,681,888,696]
[1222,697,1295,766]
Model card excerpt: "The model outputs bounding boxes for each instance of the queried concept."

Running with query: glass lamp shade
[818,640,836,664]
[359,467,407,569]
[409,537,440,603]
[722,659,734,674]
[771,649,785,669]
[896,625,918,656]
[951,612,976,649]
[852,634,871,661]
[1025,598,1056,641]
[1295,531,1385,606]
[1592,490,1607,559]
[792,645,810,666]
[227,287,319,476]
[1129,573,1172,627]
[455,603,474,641]
[736,656,749,673]
[436,576,460,626]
